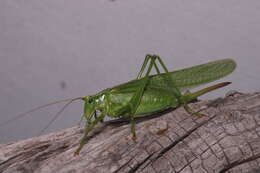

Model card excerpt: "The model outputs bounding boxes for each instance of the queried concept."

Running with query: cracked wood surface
[1,91,260,173]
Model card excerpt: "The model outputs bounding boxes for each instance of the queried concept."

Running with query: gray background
[1,0,260,142]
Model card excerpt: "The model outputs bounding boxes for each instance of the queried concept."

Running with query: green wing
[157,58,236,90]
[110,59,236,93]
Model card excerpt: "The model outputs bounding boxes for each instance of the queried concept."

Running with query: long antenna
[38,98,76,135]
[0,97,83,127]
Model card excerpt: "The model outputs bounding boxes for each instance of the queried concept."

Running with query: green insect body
[74,55,236,155]
[1,54,236,155]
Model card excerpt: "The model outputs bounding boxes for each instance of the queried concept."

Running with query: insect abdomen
[108,88,178,117]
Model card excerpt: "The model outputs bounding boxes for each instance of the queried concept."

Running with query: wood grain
[1,91,260,173]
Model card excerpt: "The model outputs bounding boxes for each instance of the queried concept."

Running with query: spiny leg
[137,54,171,79]
[118,56,160,140]
[180,82,232,117]
[128,76,150,140]
[130,55,181,138]
[143,55,206,117]
[141,55,186,109]
[137,55,203,117]
[137,55,202,116]
[136,56,229,123]
[130,55,177,138]
[183,104,207,118]
[137,54,152,79]
[74,113,105,156]
[152,55,170,73]
[146,55,208,117]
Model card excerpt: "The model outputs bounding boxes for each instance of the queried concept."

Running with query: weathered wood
[1,91,260,173]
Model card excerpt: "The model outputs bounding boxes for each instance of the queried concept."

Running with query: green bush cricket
[1,54,236,156]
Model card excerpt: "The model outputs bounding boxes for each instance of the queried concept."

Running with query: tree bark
[1,91,260,173]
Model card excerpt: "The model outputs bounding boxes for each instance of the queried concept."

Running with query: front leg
[74,113,105,156]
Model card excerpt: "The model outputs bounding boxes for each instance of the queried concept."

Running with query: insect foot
[74,147,82,156]
[195,112,208,118]
[131,133,137,141]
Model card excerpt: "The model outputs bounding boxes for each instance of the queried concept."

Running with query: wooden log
[1,91,260,173]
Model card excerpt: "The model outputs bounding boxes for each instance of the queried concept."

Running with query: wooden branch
[1,91,260,173]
